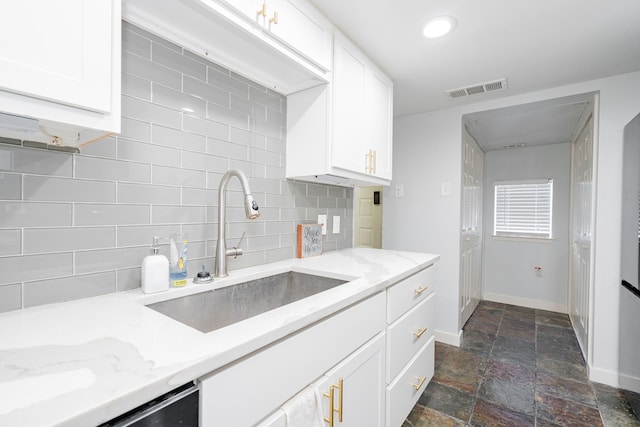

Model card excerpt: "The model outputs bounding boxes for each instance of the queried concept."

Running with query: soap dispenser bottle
[141,236,169,294]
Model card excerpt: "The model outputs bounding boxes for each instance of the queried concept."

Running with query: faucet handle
[225,231,246,259]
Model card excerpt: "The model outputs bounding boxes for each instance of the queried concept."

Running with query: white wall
[482,143,571,312]
[384,71,640,386]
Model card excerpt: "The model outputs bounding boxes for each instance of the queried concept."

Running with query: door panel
[354,187,382,248]
[460,130,483,326]
[570,115,594,357]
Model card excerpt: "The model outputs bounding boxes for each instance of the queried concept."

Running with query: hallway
[404,301,640,426]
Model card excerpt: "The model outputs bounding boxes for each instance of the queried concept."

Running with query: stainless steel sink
[146,271,348,333]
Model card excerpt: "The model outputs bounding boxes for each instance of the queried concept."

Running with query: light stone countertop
[0,248,439,426]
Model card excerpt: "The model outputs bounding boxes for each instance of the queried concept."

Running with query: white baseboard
[619,372,640,394]
[483,292,567,313]
[435,329,462,347]
[589,366,620,389]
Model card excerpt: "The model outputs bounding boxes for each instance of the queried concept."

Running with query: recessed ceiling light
[422,16,457,38]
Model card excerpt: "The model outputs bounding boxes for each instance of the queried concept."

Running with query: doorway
[354,186,382,248]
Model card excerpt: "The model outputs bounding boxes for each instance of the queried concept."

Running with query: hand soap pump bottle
[141,236,169,294]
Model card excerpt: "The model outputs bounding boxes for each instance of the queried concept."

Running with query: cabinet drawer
[386,337,435,427]
[200,292,386,427]
[387,265,435,323]
[386,292,435,382]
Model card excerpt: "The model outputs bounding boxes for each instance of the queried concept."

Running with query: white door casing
[460,129,483,326]
[570,114,594,358]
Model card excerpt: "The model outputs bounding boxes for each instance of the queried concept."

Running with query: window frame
[493,178,554,240]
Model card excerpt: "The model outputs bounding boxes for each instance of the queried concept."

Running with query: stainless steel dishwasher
[99,382,199,427]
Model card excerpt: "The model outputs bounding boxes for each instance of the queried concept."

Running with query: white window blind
[494,179,553,238]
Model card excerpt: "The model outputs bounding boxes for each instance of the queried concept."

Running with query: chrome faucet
[214,169,260,278]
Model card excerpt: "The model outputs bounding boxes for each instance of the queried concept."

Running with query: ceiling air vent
[446,78,507,99]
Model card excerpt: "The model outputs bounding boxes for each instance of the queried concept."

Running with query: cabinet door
[332,32,367,175]
[267,0,332,70]
[1,0,114,113]
[316,333,386,427]
[366,68,393,180]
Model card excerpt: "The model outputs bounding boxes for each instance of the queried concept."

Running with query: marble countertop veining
[0,248,439,426]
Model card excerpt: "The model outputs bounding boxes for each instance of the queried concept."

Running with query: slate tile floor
[403,301,640,426]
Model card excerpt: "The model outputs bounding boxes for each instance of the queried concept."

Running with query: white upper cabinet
[222,0,332,71]
[123,0,332,94]
[0,0,121,147]
[286,30,393,187]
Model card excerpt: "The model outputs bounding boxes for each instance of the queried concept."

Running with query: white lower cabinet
[315,333,386,427]
[199,292,386,426]
[199,262,438,427]
[386,337,435,427]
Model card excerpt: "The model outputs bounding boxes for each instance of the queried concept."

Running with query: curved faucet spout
[215,169,260,278]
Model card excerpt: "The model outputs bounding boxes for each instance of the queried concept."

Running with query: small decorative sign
[297,224,323,258]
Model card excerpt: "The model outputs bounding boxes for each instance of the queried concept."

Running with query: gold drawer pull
[415,286,428,295]
[269,11,278,25]
[412,376,427,391]
[256,2,267,17]
[323,378,343,426]
[414,327,427,338]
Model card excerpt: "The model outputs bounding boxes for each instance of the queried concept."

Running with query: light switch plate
[440,182,451,197]
[318,214,327,235]
[332,216,340,234]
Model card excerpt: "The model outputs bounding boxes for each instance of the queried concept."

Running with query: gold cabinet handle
[323,385,335,427]
[372,149,377,174]
[256,2,267,17]
[414,286,428,295]
[414,327,427,338]
[269,10,278,25]
[323,378,343,426]
[412,376,427,390]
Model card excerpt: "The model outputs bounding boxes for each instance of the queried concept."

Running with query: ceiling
[309,0,640,118]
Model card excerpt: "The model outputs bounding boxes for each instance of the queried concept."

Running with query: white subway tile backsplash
[0,284,21,312]
[122,96,182,130]
[24,175,116,203]
[183,114,229,140]
[207,138,247,161]
[0,21,352,313]
[184,75,229,108]
[121,117,151,142]
[123,51,181,91]
[75,247,149,274]
[122,27,151,58]
[152,43,206,81]
[0,172,21,199]
[117,182,181,205]
[207,102,249,130]
[74,204,150,226]
[152,124,206,152]
[151,205,206,224]
[75,155,151,183]
[80,136,117,159]
[152,83,206,117]
[23,227,115,254]
[117,138,181,168]
[24,272,115,308]
[181,150,228,173]
[0,229,21,255]
[122,72,152,100]
[152,165,206,187]
[207,67,250,98]
[0,202,72,227]
[0,253,72,284]
[0,144,72,176]
[117,224,181,247]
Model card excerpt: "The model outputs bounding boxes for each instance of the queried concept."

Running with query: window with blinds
[494,179,553,238]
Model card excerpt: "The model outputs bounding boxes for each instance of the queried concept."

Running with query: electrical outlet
[332,216,340,234]
[395,184,404,197]
[318,215,327,235]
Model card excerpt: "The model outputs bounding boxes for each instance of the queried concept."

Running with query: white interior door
[460,130,484,326]
[354,186,382,248]
[570,114,594,356]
